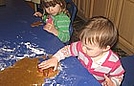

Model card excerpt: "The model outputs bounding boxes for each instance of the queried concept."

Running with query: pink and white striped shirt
[54,41,125,85]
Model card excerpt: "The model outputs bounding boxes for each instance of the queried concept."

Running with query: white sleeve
[53,45,71,62]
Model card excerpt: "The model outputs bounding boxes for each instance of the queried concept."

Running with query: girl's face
[45,4,61,15]
[82,42,109,58]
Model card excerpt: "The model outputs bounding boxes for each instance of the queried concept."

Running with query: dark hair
[41,0,70,16]
[79,16,118,48]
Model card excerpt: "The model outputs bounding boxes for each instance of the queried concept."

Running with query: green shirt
[43,13,70,43]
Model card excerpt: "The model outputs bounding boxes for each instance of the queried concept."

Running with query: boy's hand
[103,74,115,86]
[38,57,58,71]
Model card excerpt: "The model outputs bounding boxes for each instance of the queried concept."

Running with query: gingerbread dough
[31,21,43,27]
[0,57,59,86]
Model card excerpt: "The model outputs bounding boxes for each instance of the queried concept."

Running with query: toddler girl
[34,0,71,43]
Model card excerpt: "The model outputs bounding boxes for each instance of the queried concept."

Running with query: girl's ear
[103,45,110,52]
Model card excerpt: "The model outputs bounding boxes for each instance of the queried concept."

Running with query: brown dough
[0,57,59,86]
[31,21,43,27]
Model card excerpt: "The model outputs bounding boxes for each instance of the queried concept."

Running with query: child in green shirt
[34,0,71,43]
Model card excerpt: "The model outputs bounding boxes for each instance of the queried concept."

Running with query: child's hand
[33,12,43,17]
[44,23,58,36]
[38,57,58,71]
[103,74,115,86]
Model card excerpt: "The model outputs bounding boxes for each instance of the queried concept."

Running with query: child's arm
[53,45,71,62]
[56,16,70,43]
[43,23,58,36]
[38,45,71,70]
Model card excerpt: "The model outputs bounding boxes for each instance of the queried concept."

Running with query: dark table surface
[0,0,101,86]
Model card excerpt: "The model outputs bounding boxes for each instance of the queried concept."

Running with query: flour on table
[0,41,47,71]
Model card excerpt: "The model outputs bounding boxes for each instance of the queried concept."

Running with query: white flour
[0,41,47,71]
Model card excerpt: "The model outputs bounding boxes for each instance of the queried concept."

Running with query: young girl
[34,0,71,43]
[38,16,125,86]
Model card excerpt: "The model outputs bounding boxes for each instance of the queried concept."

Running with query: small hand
[103,74,115,86]
[44,23,53,30]
[43,23,58,36]
[33,12,43,17]
[38,57,58,71]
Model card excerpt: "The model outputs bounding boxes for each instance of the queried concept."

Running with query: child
[38,16,125,86]
[34,0,71,43]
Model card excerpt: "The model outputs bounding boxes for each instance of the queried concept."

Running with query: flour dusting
[0,41,47,71]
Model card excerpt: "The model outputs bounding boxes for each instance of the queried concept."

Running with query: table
[0,0,101,86]
[0,0,64,67]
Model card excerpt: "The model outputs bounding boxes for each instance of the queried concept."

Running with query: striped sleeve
[70,41,81,56]
[108,54,125,86]
[110,60,125,85]
[53,45,71,62]
[55,13,70,43]
[53,41,81,62]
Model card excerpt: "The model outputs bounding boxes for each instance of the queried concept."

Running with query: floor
[71,16,129,58]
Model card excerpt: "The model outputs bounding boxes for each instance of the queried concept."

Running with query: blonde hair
[41,0,70,16]
[79,16,118,48]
